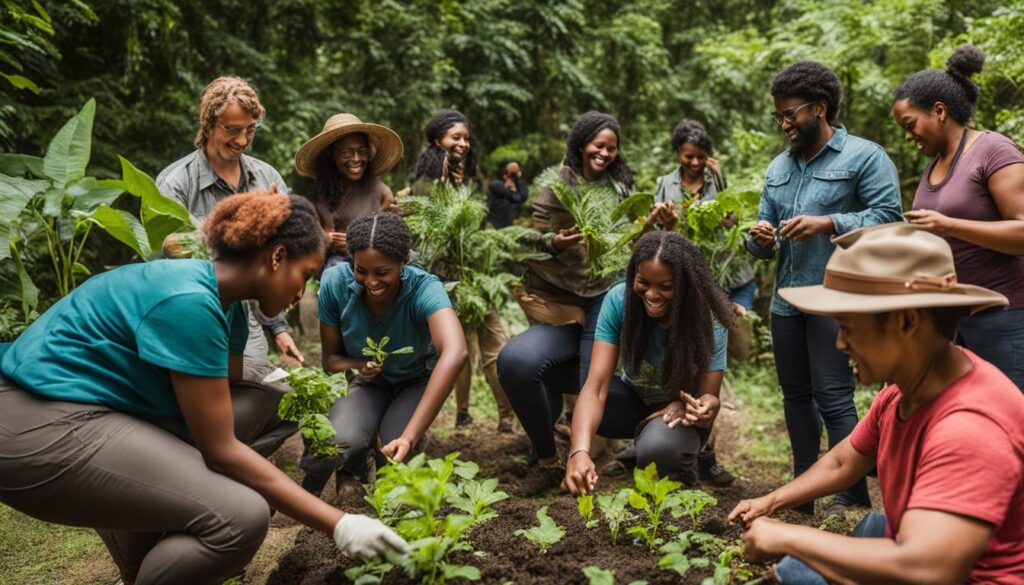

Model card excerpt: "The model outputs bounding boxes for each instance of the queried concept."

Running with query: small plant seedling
[515,505,565,554]
[657,531,711,577]
[582,566,614,585]
[276,367,348,458]
[673,489,719,531]
[362,336,414,367]
[699,550,735,585]
[597,488,634,545]
[577,494,599,528]
[627,462,684,549]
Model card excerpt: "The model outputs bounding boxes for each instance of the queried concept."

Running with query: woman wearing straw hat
[295,113,404,268]
[728,223,1024,584]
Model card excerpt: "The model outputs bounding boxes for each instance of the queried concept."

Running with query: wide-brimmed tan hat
[779,223,1007,315]
[294,113,403,178]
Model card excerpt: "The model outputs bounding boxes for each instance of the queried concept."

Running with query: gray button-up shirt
[156,148,291,334]
[745,127,903,316]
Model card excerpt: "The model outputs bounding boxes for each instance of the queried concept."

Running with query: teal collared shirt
[156,148,288,221]
[745,127,903,316]
[317,263,453,384]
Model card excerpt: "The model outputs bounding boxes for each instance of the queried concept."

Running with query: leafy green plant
[700,550,736,585]
[676,188,761,288]
[361,453,507,585]
[626,462,684,549]
[276,367,349,457]
[577,493,598,528]
[658,531,712,577]
[673,489,719,531]
[596,488,635,545]
[515,505,565,554]
[582,566,614,585]
[361,336,414,367]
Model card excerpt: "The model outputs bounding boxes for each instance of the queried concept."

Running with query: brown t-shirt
[318,175,391,233]
[912,132,1024,309]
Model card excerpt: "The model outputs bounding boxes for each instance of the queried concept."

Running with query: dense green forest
[2,0,1023,324]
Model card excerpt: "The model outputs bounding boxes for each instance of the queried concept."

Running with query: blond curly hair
[194,76,266,148]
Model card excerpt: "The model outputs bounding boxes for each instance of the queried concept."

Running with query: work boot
[455,410,473,428]
[698,459,736,487]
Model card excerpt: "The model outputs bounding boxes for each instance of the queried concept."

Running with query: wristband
[568,448,590,460]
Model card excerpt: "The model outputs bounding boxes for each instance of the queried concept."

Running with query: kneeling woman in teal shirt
[301,212,467,495]
[563,231,735,495]
[0,193,409,585]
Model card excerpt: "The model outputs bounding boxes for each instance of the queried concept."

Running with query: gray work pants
[0,377,295,585]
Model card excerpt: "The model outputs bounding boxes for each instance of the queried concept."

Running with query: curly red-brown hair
[194,76,266,148]
[204,192,325,261]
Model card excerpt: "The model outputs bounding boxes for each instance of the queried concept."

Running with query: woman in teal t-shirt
[300,212,467,496]
[0,193,409,585]
[562,231,735,495]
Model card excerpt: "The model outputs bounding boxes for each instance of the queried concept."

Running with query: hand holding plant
[361,336,414,377]
[564,451,598,496]
[381,436,413,462]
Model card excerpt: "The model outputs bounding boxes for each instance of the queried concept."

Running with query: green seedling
[597,488,634,545]
[673,489,719,531]
[276,367,348,458]
[577,494,598,528]
[700,550,735,585]
[362,336,414,367]
[626,463,684,549]
[515,505,565,554]
[582,566,614,585]
[658,531,711,577]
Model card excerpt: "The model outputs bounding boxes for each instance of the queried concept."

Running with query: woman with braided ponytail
[893,45,1024,390]
[299,212,467,496]
[563,231,734,494]
[0,192,409,585]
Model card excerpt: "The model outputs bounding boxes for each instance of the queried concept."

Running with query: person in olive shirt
[0,193,408,585]
[157,76,303,377]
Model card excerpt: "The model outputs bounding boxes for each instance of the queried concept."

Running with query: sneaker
[698,462,736,487]
[455,410,473,428]
[822,498,850,518]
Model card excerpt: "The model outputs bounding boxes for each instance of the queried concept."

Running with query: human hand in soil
[739,516,788,562]
[645,399,686,428]
[381,437,412,462]
[359,360,381,381]
[727,494,778,527]
[777,215,833,241]
[563,451,598,495]
[327,231,348,253]
[274,332,305,365]
[748,220,776,248]
[904,209,954,236]
[333,513,410,560]
[552,226,584,251]
[681,393,719,427]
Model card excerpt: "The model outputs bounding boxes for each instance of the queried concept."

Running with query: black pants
[771,312,870,508]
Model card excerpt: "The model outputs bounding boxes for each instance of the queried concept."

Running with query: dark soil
[263,426,836,585]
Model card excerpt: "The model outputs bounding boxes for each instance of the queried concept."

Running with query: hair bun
[946,45,985,80]
[204,191,291,254]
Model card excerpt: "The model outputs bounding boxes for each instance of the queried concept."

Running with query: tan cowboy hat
[779,223,1008,315]
[294,113,403,178]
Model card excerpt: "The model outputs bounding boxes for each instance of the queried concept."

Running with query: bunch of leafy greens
[514,505,565,554]
[350,452,508,585]
[276,367,349,458]
[626,462,685,550]
[535,165,653,280]
[675,188,761,288]
[401,180,547,328]
[362,336,414,367]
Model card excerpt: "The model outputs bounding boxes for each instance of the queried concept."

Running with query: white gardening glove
[333,514,410,560]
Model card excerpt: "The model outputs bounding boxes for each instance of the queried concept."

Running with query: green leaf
[577,494,594,524]
[611,191,654,221]
[581,566,614,585]
[515,506,565,554]
[443,564,481,581]
[110,157,191,254]
[0,154,45,178]
[10,245,38,317]
[68,178,124,212]
[0,175,48,229]
[390,346,415,355]
[42,187,65,217]
[628,491,649,510]
[85,205,150,258]
[43,99,95,189]
[0,72,39,93]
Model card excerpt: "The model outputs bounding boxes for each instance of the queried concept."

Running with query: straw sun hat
[779,223,1008,316]
[294,113,403,178]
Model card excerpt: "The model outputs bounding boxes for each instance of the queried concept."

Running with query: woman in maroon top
[892,45,1024,390]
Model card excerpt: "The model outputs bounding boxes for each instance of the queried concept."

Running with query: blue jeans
[497,293,605,459]
[957,307,1024,391]
[771,312,870,511]
[728,280,757,310]
[775,512,887,584]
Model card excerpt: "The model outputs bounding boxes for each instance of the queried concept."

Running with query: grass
[0,505,116,585]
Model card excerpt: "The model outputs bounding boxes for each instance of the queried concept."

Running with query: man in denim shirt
[746,61,903,516]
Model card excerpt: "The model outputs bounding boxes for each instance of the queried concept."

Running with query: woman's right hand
[333,514,410,560]
[359,360,381,381]
[727,494,778,528]
[327,231,347,253]
[748,220,776,248]
[563,451,598,496]
[552,226,584,251]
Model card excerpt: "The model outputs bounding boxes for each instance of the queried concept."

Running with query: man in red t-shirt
[728,223,1024,584]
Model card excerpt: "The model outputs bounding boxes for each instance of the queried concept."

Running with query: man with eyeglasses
[745,61,903,517]
[157,76,306,375]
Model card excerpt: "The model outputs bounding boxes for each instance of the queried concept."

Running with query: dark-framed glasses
[771,102,815,126]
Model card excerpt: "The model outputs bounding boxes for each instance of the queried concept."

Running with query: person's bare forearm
[323,353,364,374]
[947,218,1024,255]
[569,384,608,454]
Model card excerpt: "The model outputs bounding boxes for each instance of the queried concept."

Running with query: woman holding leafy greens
[497,111,638,491]
[563,231,734,494]
[407,109,515,432]
[0,193,408,585]
[300,211,467,496]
